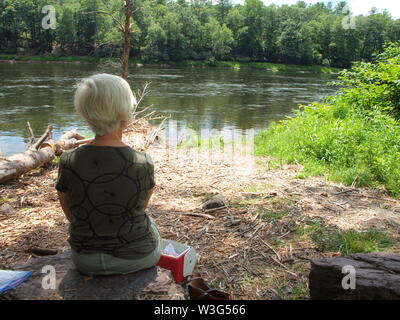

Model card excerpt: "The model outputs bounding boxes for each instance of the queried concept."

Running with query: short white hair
[74,73,136,136]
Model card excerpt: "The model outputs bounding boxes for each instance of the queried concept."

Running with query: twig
[270,256,298,277]
[327,200,346,209]
[176,212,216,219]
[333,189,358,195]
[203,205,227,213]
[249,224,263,238]
[26,121,35,145]
[135,82,151,107]
[32,125,52,150]
[143,119,166,149]
[350,194,399,203]
[260,239,281,260]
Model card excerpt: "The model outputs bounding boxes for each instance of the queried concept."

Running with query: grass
[208,278,227,291]
[257,196,299,223]
[255,158,283,170]
[295,219,394,254]
[330,229,394,254]
[52,156,60,164]
[0,197,11,203]
[254,44,400,197]
[244,181,274,193]
[239,273,257,285]
[273,281,309,300]
[254,103,400,196]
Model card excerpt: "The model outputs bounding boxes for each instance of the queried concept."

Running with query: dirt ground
[1,126,400,299]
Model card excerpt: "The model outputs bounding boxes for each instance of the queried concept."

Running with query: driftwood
[0,126,87,184]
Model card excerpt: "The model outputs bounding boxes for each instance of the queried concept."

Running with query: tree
[83,0,134,79]
[1,0,400,68]
[205,17,233,60]
[142,21,167,61]
[242,0,265,59]
[215,0,232,23]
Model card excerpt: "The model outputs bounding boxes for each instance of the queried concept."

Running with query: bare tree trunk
[121,0,131,80]
[83,0,134,79]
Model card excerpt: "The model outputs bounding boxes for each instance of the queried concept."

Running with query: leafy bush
[255,43,400,196]
[334,43,400,117]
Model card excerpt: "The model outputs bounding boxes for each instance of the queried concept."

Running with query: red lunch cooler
[156,239,198,283]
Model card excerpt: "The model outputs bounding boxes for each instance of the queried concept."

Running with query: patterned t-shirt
[55,145,156,260]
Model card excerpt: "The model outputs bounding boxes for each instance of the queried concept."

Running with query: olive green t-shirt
[55,145,156,260]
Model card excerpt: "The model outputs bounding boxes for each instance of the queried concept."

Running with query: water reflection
[0,62,338,156]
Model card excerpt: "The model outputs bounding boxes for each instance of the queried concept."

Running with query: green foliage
[331,228,394,254]
[255,43,400,196]
[297,220,394,254]
[335,43,400,116]
[52,156,60,164]
[0,0,399,66]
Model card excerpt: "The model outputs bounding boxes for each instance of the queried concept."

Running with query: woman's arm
[57,191,75,223]
[144,187,154,209]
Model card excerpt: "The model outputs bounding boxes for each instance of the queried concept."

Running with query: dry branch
[175,212,216,219]
[26,121,35,146]
[0,127,85,184]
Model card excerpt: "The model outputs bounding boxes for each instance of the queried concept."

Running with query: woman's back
[56,145,156,260]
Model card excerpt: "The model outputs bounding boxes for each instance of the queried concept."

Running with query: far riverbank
[0,54,341,74]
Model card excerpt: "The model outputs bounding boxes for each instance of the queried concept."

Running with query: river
[0,61,338,156]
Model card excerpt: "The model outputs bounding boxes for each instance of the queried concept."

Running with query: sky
[230,0,400,19]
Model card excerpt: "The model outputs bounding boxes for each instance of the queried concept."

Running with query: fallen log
[0,127,87,184]
[0,145,56,184]
[309,252,400,300]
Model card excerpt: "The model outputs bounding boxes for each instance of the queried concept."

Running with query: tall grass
[255,43,400,196]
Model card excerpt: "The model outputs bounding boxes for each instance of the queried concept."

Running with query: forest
[1,0,400,68]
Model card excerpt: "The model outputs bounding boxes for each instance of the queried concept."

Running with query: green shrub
[255,42,400,196]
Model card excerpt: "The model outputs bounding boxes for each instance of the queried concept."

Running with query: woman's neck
[89,131,127,147]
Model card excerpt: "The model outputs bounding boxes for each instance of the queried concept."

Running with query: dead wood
[0,127,85,184]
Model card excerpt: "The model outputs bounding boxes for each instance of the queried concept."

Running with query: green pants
[71,219,162,276]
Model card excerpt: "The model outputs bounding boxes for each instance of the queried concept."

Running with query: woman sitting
[56,73,161,276]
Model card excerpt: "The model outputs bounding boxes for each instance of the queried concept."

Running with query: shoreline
[0,54,341,74]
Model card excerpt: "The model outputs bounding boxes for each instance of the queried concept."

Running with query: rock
[0,251,185,300]
[201,195,226,210]
[0,202,15,215]
[309,252,400,300]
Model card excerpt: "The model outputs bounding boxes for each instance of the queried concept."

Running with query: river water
[0,62,338,156]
